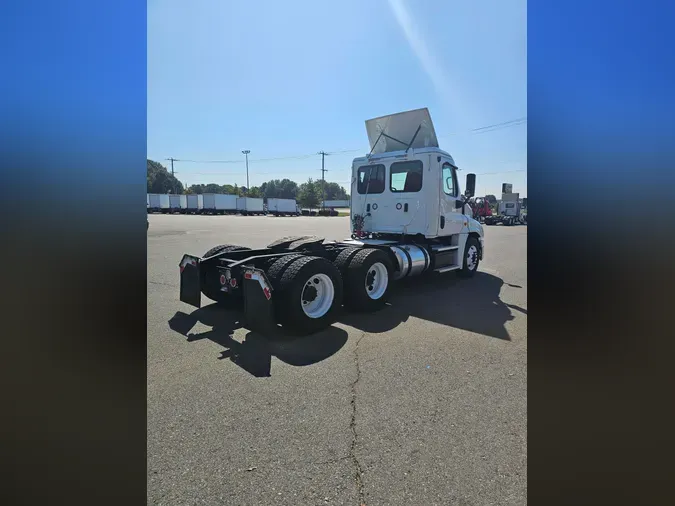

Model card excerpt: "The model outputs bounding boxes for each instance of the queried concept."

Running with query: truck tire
[458,237,480,278]
[331,247,361,272]
[201,244,251,303]
[343,248,393,311]
[267,255,343,334]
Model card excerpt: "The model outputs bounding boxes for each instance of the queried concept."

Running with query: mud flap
[179,254,202,308]
[242,268,277,334]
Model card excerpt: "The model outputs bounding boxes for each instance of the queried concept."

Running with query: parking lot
[148,214,527,505]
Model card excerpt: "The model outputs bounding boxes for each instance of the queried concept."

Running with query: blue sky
[148,0,526,197]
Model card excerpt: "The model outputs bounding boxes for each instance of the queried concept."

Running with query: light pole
[242,150,251,190]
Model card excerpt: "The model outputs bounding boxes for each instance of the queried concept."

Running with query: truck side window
[390,160,423,193]
[357,164,385,194]
[442,162,458,197]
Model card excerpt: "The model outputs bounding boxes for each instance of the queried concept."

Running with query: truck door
[438,161,467,236]
[384,159,428,234]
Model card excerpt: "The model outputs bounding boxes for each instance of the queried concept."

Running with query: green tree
[298,178,319,209]
[278,179,298,199]
[202,183,221,193]
[147,159,183,194]
[248,186,262,198]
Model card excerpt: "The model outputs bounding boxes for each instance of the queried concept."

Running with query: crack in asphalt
[148,281,178,288]
[349,331,367,506]
[314,455,351,466]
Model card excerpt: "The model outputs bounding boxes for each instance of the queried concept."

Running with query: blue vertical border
[528,1,674,505]
[1,2,147,505]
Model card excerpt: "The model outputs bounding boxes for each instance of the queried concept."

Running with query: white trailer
[322,199,350,208]
[186,194,204,214]
[203,194,238,214]
[179,108,485,335]
[149,194,170,213]
[237,197,264,216]
[267,198,299,216]
[169,194,188,213]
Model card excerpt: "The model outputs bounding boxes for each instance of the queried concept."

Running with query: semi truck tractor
[484,192,524,226]
[178,108,484,334]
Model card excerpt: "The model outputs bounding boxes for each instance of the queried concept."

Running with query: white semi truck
[485,192,525,226]
[178,108,484,334]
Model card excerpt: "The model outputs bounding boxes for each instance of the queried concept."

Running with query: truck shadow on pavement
[167,271,521,376]
[339,271,520,340]
[168,307,348,377]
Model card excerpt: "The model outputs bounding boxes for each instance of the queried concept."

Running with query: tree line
[147,159,349,209]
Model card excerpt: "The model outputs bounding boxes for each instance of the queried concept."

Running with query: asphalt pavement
[148,214,527,506]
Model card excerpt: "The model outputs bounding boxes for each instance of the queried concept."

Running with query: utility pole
[318,151,330,209]
[165,158,179,194]
[242,150,251,190]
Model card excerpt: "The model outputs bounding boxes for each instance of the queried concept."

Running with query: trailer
[186,194,204,214]
[169,194,188,213]
[203,193,237,215]
[484,192,524,226]
[322,199,350,209]
[148,194,170,213]
[237,197,264,216]
[178,108,485,335]
[267,198,299,216]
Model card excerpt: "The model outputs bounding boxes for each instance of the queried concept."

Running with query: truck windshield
[357,164,385,194]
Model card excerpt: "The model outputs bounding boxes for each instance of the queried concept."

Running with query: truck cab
[350,109,482,242]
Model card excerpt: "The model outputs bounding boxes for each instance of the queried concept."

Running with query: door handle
[404,203,408,212]
[366,204,370,212]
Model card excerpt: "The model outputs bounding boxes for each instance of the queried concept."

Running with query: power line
[163,117,526,165]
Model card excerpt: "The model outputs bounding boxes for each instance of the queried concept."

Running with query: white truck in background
[148,194,170,213]
[267,198,299,216]
[203,193,238,215]
[322,199,350,208]
[186,194,204,214]
[169,194,188,213]
[484,192,525,226]
[237,197,264,216]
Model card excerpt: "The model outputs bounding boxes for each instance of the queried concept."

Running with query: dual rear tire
[266,254,343,334]
[337,248,393,312]
[264,247,393,333]
[200,244,394,333]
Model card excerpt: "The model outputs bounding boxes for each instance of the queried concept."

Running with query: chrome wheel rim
[365,262,389,299]
[466,245,478,271]
[301,273,335,318]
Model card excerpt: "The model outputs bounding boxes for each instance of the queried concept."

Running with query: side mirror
[465,173,476,198]
[454,199,464,209]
